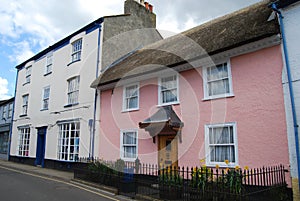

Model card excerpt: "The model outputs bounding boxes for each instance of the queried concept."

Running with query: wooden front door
[158,135,178,168]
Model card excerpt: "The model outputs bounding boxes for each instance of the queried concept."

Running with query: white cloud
[0,77,11,100]
[8,41,35,64]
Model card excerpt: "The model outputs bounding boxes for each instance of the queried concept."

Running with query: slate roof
[275,0,300,8]
[139,105,184,129]
[91,0,280,88]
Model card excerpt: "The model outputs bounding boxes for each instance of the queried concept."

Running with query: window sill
[44,71,52,76]
[23,82,30,86]
[19,114,27,117]
[122,108,139,113]
[67,59,81,66]
[64,103,79,108]
[202,94,235,101]
[206,163,238,168]
[121,157,138,162]
[40,108,48,111]
[157,101,180,107]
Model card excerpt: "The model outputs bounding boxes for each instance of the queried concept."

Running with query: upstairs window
[8,103,13,118]
[67,76,80,105]
[123,83,139,111]
[159,75,179,105]
[2,105,7,119]
[22,94,29,116]
[121,130,138,161]
[45,53,53,75]
[42,86,50,110]
[203,62,233,99]
[25,66,32,84]
[71,39,82,62]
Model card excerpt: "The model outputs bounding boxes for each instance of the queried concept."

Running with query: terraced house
[0,97,14,160]
[91,0,291,184]
[10,0,162,168]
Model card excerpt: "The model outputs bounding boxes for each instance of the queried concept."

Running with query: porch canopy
[139,106,184,143]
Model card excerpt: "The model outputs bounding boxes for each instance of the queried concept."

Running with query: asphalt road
[0,166,122,201]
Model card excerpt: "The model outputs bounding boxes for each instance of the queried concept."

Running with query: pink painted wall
[99,45,289,176]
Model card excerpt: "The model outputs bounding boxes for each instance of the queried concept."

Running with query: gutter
[90,22,103,159]
[8,70,19,161]
[271,3,300,188]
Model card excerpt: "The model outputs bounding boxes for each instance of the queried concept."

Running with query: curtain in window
[125,85,138,109]
[161,75,177,103]
[209,125,235,163]
[123,132,137,159]
[207,63,230,96]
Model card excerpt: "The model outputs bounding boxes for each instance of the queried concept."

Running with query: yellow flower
[225,168,229,173]
[200,158,205,163]
[244,166,249,170]
[215,164,220,169]
[235,165,240,170]
[193,167,197,173]
[167,168,171,173]
[224,160,229,165]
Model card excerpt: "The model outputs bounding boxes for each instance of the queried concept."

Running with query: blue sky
[0,0,260,100]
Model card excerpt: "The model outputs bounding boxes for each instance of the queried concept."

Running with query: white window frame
[2,105,7,119]
[17,127,30,157]
[22,94,29,116]
[42,86,50,110]
[8,103,13,118]
[25,66,32,84]
[45,52,53,75]
[67,76,80,105]
[57,121,80,162]
[158,74,179,106]
[71,38,82,62]
[205,122,238,167]
[203,61,234,100]
[120,129,138,161]
[123,83,139,112]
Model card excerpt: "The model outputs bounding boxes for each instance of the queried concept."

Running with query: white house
[271,0,300,198]
[9,0,162,169]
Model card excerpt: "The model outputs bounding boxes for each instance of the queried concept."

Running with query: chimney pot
[144,2,149,10]
[149,4,153,12]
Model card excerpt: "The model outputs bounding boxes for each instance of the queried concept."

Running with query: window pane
[58,122,80,161]
[160,75,178,104]
[206,63,231,97]
[208,124,236,164]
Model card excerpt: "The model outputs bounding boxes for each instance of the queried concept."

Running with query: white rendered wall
[282,2,300,178]
[10,28,100,161]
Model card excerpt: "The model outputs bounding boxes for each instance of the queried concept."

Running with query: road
[0,166,125,201]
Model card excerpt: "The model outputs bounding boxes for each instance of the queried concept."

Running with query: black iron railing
[74,159,289,201]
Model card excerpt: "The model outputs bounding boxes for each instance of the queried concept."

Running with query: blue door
[35,127,47,167]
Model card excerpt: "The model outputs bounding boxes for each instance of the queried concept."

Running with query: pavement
[0,159,73,181]
[0,159,136,201]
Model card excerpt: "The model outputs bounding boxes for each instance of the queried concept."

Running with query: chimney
[149,4,153,12]
[124,0,156,28]
[144,2,149,10]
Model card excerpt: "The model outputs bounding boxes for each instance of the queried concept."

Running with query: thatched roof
[91,0,280,88]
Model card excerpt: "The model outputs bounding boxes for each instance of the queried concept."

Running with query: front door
[158,135,178,168]
[35,127,47,167]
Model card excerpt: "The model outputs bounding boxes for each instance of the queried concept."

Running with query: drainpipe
[271,3,300,189]
[8,69,19,161]
[90,21,103,160]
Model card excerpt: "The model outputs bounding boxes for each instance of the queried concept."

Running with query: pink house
[91,1,290,180]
